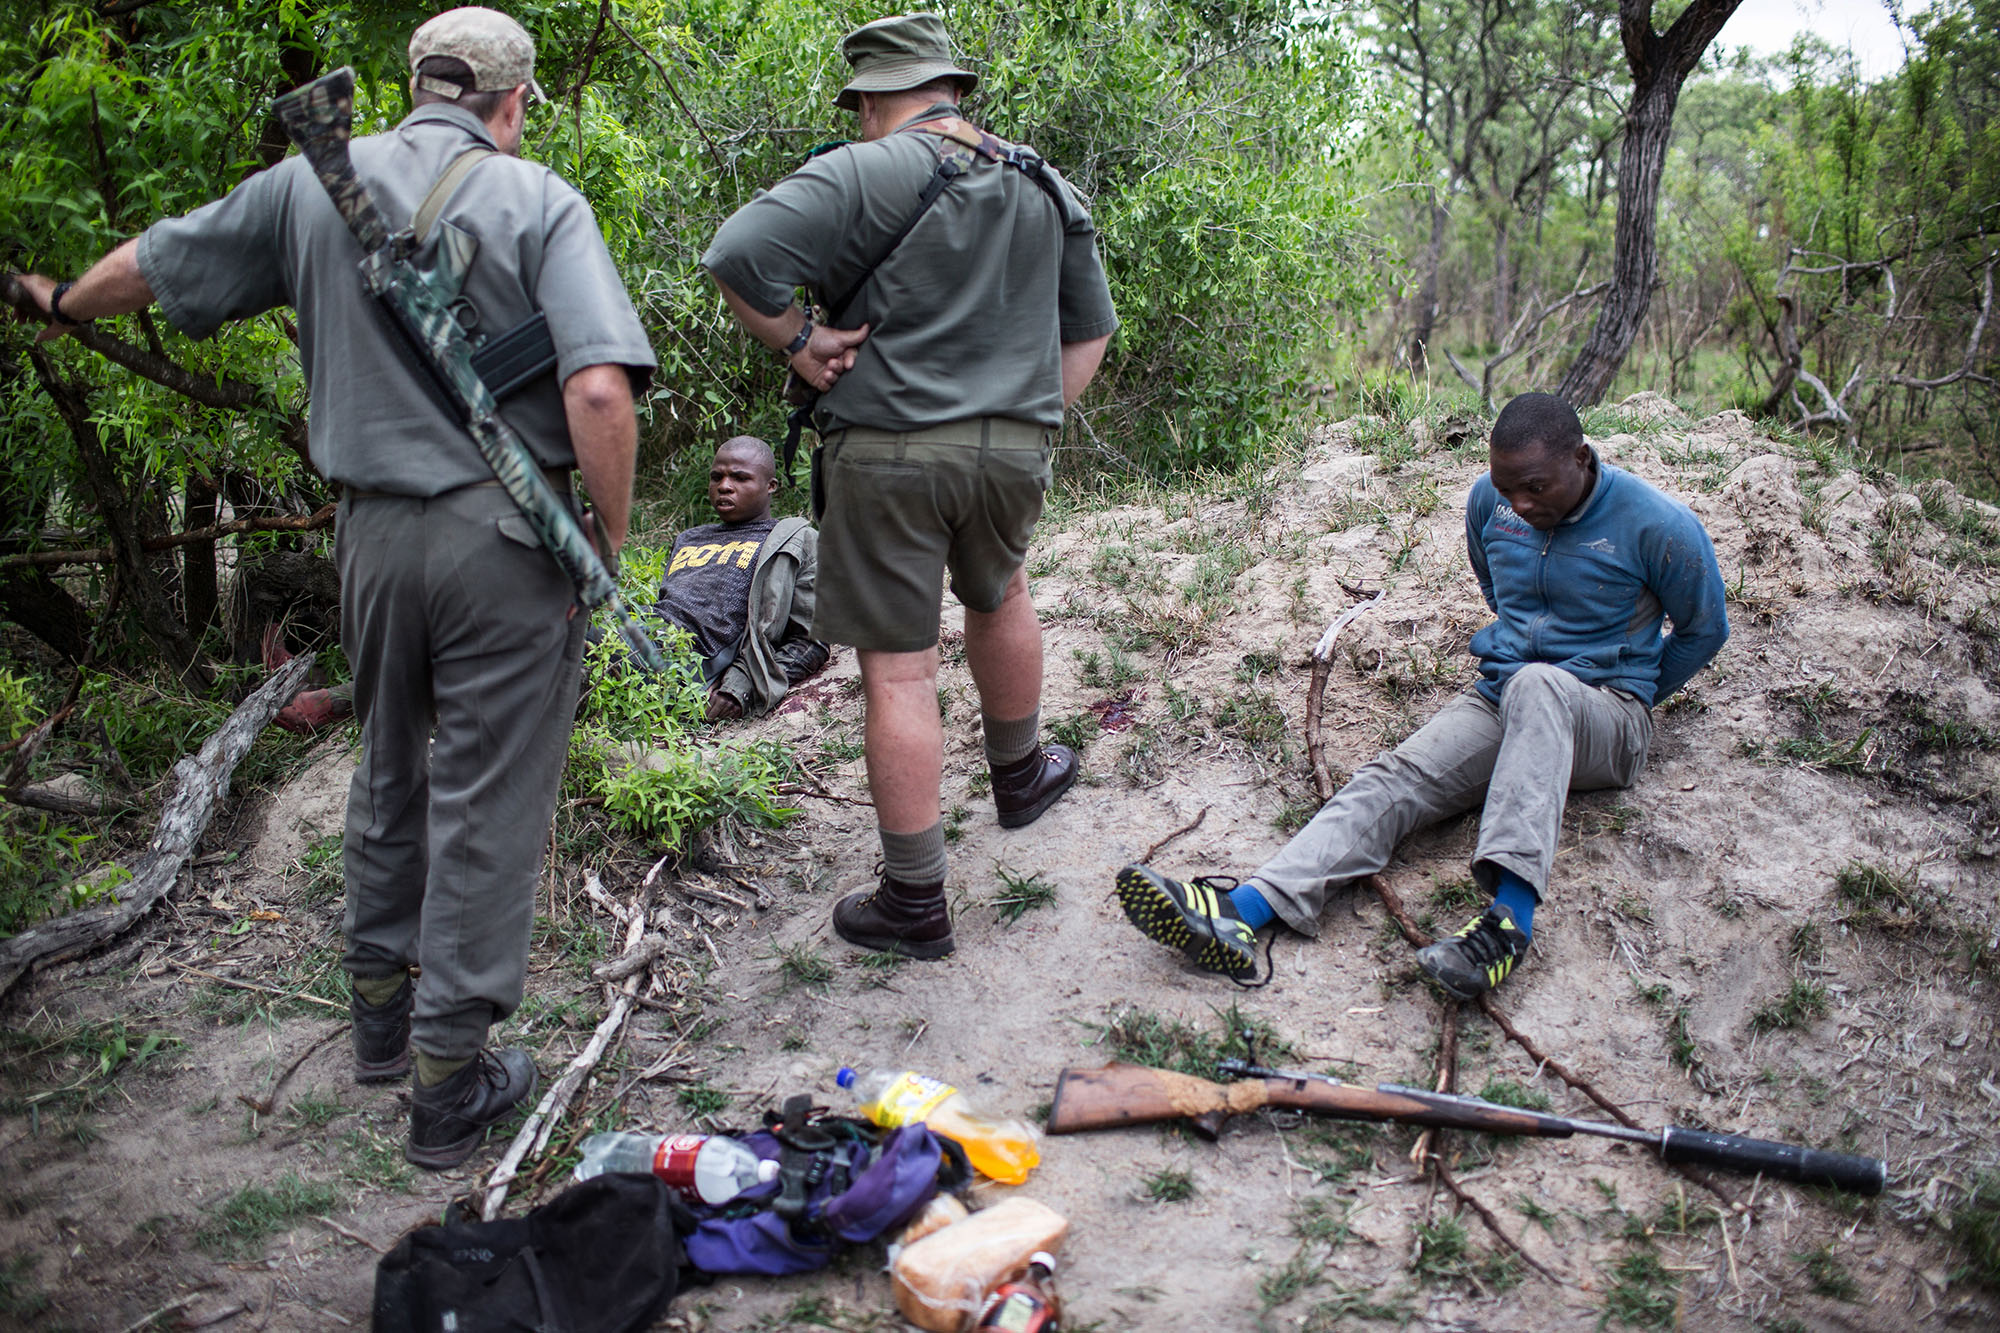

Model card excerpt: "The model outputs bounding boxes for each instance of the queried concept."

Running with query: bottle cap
[756,1159,779,1182]
[836,1067,856,1088]
[1028,1250,1057,1273]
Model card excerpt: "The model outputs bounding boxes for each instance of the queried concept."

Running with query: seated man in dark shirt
[659,435,828,719]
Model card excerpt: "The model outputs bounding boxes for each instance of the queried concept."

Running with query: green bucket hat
[834,13,978,112]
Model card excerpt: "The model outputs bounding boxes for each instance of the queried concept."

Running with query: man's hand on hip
[790,323,871,393]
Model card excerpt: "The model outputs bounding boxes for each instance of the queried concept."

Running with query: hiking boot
[406,1047,539,1170]
[1416,904,1530,1001]
[991,743,1077,829]
[350,975,412,1084]
[1115,864,1259,979]
[831,874,954,960]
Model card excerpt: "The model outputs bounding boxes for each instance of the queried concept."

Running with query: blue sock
[1229,884,1276,929]
[1492,870,1537,937]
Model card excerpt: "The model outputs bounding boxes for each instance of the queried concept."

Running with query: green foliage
[1750,979,1830,1032]
[1599,1249,1679,1328]
[1950,1172,2000,1288]
[1094,1001,1294,1075]
[574,545,797,849]
[1475,1077,1551,1111]
[1141,1165,1197,1202]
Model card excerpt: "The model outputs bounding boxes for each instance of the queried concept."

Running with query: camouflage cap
[834,13,978,112]
[409,6,547,104]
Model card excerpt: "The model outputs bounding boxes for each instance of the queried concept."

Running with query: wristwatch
[48,281,85,327]
[782,312,814,357]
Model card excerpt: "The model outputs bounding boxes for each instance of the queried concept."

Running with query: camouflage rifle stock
[274,68,665,674]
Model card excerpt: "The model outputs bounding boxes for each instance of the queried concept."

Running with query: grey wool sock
[982,710,1040,767]
[880,822,949,887]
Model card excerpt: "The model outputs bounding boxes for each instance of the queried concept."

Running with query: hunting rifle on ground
[272,68,665,673]
[1046,1060,1887,1195]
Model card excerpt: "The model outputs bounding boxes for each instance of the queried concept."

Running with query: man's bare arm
[12,239,155,342]
[710,276,869,393]
[1061,334,1111,407]
[564,363,638,554]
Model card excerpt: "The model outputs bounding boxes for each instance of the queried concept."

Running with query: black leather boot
[350,975,412,1084]
[406,1047,539,1170]
[831,874,954,960]
[990,743,1077,828]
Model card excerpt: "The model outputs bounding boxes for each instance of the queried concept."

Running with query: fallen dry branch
[482,869,656,1220]
[240,1020,351,1116]
[1306,592,1382,802]
[170,961,345,1012]
[0,653,314,996]
[1435,1155,1563,1285]
[1141,805,1209,863]
[0,504,337,571]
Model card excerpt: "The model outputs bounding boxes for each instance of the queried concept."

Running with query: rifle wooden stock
[1046,1063,1566,1142]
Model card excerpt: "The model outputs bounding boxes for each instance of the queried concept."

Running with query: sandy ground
[2,395,1997,1331]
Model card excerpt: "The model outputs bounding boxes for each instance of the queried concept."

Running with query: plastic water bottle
[572,1130,778,1203]
[977,1251,1060,1331]
[837,1066,1041,1184]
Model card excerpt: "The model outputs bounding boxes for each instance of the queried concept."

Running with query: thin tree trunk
[1558,0,1743,407]
[183,474,218,634]
[1492,213,1512,347]
[1410,189,1447,372]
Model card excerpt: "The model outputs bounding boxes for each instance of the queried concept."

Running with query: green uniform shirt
[137,103,655,496]
[701,105,1118,431]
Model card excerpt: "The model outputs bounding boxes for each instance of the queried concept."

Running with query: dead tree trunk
[0,652,313,996]
[1556,0,1743,407]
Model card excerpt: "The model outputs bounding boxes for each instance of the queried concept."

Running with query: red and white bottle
[572,1130,778,1204]
[976,1251,1061,1332]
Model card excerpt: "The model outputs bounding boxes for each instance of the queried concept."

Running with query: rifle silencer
[1659,1127,1886,1196]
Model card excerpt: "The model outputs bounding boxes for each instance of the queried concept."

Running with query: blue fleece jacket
[1465,454,1729,707]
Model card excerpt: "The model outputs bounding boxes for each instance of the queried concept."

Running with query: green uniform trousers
[336,485,586,1059]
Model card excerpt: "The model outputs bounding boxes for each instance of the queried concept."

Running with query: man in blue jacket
[1116,393,1729,998]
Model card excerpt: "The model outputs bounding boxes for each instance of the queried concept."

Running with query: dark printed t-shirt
[656,517,778,661]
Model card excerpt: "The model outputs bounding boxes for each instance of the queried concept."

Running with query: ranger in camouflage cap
[835,13,978,111]
[409,5,547,104]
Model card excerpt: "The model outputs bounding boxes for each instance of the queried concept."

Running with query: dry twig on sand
[481,867,660,1220]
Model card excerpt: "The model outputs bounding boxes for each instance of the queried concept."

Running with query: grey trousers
[337,487,586,1059]
[1250,664,1652,936]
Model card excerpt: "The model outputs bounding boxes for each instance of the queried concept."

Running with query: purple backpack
[682,1117,964,1275]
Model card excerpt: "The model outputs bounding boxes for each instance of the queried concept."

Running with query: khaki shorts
[812,417,1053,652]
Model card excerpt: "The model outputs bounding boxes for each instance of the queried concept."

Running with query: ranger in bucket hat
[11,4,655,1170]
[702,14,1119,962]
[833,12,978,110]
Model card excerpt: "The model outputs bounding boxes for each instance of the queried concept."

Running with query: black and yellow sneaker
[1115,864,1260,980]
[1416,904,1530,1000]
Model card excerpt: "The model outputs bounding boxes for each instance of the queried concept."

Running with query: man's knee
[858,648,940,695]
[1498,663,1578,714]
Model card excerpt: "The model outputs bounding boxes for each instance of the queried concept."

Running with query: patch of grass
[1257,1248,1324,1311]
[194,1173,342,1259]
[1787,920,1824,965]
[0,1252,48,1319]
[1290,1195,1353,1246]
[1271,791,1322,833]
[1516,1194,1561,1238]
[1632,978,1672,1007]
[1076,644,1143,691]
[290,831,344,906]
[853,951,906,989]
[1215,690,1288,754]
[990,865,1058,925]
[1949,1171,2000,1288]
[1094,1002,1294,1076]
[1141,1166,1197,1202]
[1834,860,1929,926]
[340,1124,414,1193]
[1741,729,1878,773]
[1750,979,1830,1032]
[1666,1004,1701,1073]
[1599,1248,1679,1328]
[1235,650,1281,684]
[1302,1286,1413,1327]
[1297,1120,1376,1184]
[1794,1244,1859,1300]
[284,1088,347,1130]
[1045,711,1099,752]
[677,1082,731,1118]
[1429,876,1484,914]
[1409,1217,1515,1289]
[942,804,970,844]
[772,941,834,993]
[1476,1078,1552,1111]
